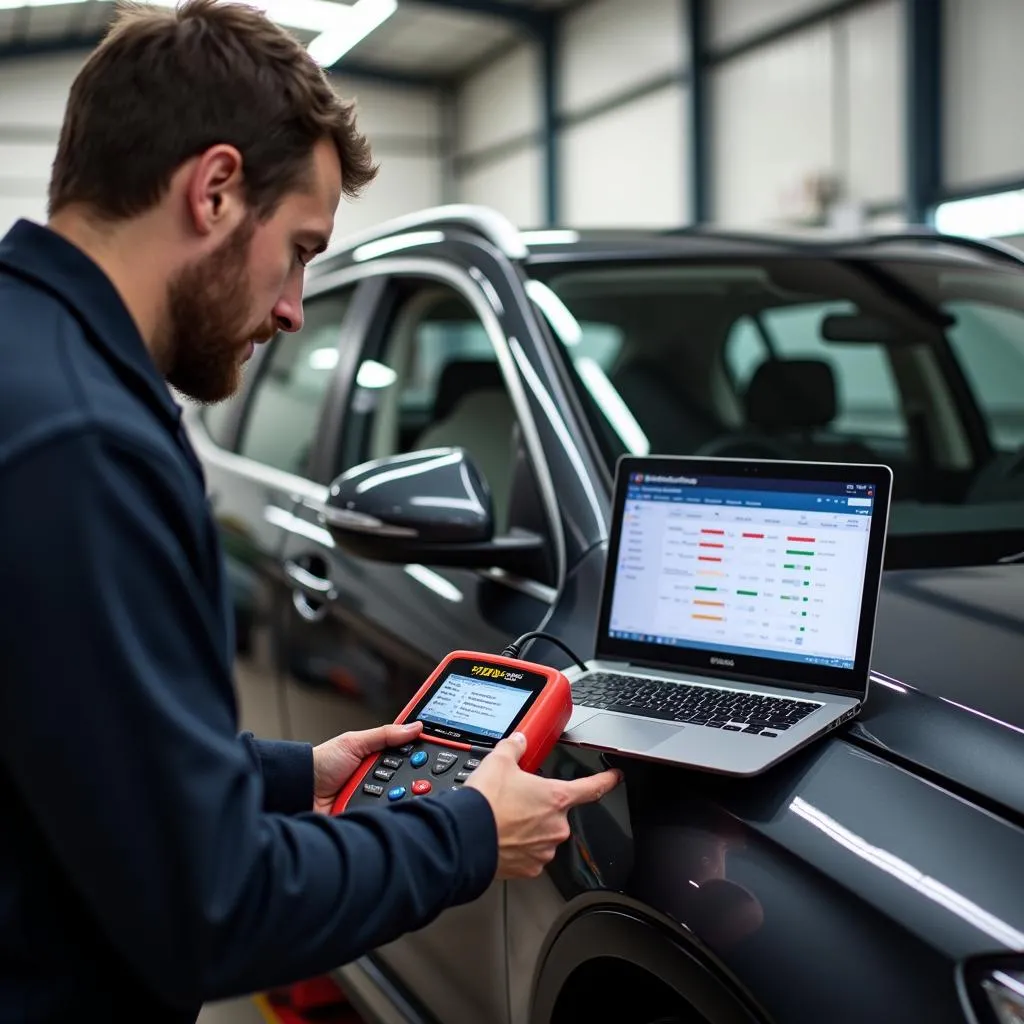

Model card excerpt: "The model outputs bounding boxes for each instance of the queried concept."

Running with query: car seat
[698,359,875,463]
[610,358,720,454]
[414,359,516,532]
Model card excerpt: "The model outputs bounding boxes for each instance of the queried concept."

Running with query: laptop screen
[597,458,892,694]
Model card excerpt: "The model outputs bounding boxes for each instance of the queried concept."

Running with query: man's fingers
[492,732,527,765]
[561,768,623,809]
[380,720,422,748]
[348,720,421,756]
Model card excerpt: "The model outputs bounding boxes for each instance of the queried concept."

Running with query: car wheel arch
[527,896,769,1024]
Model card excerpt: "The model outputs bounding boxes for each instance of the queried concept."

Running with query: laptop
[561,455,893,776]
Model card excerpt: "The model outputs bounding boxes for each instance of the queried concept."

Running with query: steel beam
[539,18,559,225]
[905,0,942,223]
[404,0,548,34]
[687,0,709,223]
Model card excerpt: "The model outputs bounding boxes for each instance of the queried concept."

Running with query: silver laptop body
[560,455,893,777]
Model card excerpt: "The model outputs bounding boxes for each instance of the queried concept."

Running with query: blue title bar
[627,485,873,516]
[628,473,876,497]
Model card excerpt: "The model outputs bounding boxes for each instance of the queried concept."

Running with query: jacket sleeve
[240,734,315,816]
[0,428,498,1009]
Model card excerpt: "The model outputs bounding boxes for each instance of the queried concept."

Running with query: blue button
[387,786,407,801]
[410,750,428,768]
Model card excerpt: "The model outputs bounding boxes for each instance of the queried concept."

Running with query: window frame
[311,260,566,596]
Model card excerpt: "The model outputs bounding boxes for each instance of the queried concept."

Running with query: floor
[199,993,365,1024]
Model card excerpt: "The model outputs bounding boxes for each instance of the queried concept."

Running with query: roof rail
[856,229,1024,268]
[323,204,528,262]
[666,223,1024,268]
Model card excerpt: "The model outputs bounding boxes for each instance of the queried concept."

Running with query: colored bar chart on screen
[613,499,871,662]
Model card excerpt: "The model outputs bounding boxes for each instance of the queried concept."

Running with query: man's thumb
[495,732,527,764]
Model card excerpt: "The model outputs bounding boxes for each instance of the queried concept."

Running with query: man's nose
[273,285,304,334]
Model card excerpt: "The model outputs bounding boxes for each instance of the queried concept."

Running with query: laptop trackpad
[568,713,681,751]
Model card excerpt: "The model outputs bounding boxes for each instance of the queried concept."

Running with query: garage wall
[709,0,904,227]
[558,0,689,227]
[452,42,544,228]
[0,56,446,240]
[943,0,1024,195]
[0,53,84,233]
[451,0,905,232]
[329,75,445,242]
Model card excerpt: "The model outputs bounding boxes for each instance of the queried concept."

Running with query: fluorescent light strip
[308,0,396,67]
[10,0,398,68]
[143,0,353,34]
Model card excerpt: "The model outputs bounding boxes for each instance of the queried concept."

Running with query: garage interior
[2,0,1023,1022]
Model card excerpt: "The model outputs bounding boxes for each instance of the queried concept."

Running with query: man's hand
[312,720,424,814]
[465,732,622,879]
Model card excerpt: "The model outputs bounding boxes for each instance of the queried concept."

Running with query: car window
[945,301,1024,450]
[725,303,907,440]
[340,281,519,534]
[236,288,355,478]
[200,392,243,448]
[537,258,1024,565]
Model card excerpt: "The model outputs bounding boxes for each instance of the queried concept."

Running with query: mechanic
[0,2,621,1021]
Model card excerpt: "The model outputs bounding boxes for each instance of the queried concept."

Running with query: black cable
[501,631,588,672]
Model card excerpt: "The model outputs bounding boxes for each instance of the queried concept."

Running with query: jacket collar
[0,218,182,429]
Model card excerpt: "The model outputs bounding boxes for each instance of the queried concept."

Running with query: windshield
[531,257,1024,568]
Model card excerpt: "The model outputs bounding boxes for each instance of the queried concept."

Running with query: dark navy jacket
[0,220,497,1023]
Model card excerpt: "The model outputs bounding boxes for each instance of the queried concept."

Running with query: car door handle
[284,560,337,601]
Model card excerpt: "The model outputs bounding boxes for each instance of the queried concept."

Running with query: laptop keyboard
[572,673,822,736]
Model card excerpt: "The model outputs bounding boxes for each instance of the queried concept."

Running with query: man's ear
[185,144,247,238]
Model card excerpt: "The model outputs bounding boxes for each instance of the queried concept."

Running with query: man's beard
[163,216,275,405]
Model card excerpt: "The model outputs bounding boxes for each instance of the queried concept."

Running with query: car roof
[312,203,1024,278]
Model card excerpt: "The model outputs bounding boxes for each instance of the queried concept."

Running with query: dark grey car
[185,207,1024,1024]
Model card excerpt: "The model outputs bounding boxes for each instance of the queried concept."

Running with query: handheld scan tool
[332,650,574,813]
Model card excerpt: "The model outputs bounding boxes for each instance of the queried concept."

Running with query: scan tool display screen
[414,659,544,744]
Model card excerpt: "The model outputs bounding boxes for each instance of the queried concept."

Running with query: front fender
[529,895,767,1024]
[508,734,1024,1024]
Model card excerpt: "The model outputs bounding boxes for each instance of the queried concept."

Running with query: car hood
[850,563,1024,818]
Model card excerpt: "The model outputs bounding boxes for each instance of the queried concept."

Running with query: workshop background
[4,0,1024,246]
[1,0,1021,1022]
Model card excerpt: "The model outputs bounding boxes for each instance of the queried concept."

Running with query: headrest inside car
[434,360,504,421]
[744,359,837,430]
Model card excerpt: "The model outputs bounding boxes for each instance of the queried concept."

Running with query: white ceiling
[0,0,577,79]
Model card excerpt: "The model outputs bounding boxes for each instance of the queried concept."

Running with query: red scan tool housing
[332,650,573,814]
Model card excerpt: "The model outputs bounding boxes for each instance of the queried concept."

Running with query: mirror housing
[321,448,548,578]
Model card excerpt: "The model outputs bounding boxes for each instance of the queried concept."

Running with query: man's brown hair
[48,0,377,220]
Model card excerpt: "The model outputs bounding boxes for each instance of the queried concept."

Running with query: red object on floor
[286,975,349,1011]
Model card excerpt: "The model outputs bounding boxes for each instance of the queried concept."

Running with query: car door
[189,282,364,741]
[276,263,562,1024]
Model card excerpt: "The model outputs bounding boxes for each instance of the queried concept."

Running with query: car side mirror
[320,448,548,579]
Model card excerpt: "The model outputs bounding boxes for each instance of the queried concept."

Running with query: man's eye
[296,248,309,267]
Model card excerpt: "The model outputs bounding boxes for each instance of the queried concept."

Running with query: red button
[412,779,432,795]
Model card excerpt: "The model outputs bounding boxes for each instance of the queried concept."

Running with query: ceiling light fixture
[142,0,354,34]
[307,0,397,67]
[11,0,399,68]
